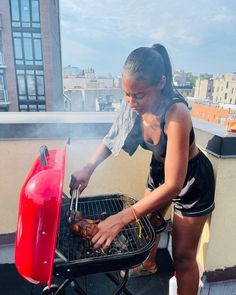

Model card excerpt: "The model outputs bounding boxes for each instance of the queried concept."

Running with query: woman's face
[122,74,162,116]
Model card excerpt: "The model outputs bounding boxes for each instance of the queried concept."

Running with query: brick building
[0,0,63,111]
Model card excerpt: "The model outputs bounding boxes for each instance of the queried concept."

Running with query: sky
[60,0,236,76]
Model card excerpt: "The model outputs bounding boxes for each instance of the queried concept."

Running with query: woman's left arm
[92,104,192,249]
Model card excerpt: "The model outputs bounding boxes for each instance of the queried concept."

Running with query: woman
[70,44,215,295]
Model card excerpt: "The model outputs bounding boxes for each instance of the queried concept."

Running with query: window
[10,0,20,22]
[24,38,33,61]
[13,32,43,66]
[16,69,46,111]
[19,104,28,111]
[13,37,23,59]
[0,74,4,91]
[21,0,30,23]
[26,74,36,95]
[38,104,46,111]
[36,75,44,95]
[29,104,37,111]
[17,75,26,95]
[19,95,27,101]
[0,69,7,101]
[31,0,40,22]
[0,31,3,64]
[19,102,46,112]
[10,0,40,28]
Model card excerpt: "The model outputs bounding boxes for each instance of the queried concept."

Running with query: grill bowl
[54,194,157,278]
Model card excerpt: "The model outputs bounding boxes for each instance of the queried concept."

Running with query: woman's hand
[69,164,94,195]
[91,214,125,250]
[91,208,133,250]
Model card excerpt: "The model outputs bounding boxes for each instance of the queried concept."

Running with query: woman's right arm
[69,142,112,194]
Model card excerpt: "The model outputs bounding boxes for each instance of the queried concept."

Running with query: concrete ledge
[204,265,236,283]
[193,118,236,158]
[0,233,15,245]
[1,114,236,157]
[0,122,111,140]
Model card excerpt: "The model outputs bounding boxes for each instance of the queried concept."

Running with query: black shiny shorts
[146,151,215,217]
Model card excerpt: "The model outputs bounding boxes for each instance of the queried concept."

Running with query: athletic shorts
[146,150,215,217]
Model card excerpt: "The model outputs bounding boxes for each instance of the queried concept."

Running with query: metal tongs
[68,189,80,223]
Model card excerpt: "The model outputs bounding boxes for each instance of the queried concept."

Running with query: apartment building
[173,69,193,86]
[0,0,63,112]
[63,67,123,111]
[194,77,214,100]
[175,85,194,98]
[212,73,236,105]
[194,73,236,106]
[64,88,123,112]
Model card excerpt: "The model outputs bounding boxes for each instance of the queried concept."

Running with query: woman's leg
[172,212,208,295]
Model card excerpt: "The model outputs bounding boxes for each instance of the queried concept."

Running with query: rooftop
[0,113,236,294]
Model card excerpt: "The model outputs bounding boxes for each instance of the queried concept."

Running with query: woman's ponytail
[152,44,180,98]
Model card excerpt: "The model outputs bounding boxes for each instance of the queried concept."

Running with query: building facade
[63,68,123,112]
[175,85,194,98]
[194,77,214,101]
[64,88,123,112]
[212,73,236,105]
[0,0,63,111]
[173,69,193,86]
[63,69,114,90]
[194,73,236,105]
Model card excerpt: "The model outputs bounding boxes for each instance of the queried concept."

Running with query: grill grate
[56,195,153,262]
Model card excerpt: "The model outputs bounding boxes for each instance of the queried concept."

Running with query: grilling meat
[69,210,100,240]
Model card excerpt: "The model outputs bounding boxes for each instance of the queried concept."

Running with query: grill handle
[152,211,166,234]
[39,145,49,167]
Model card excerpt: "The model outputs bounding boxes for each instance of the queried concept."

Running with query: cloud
[60,37,95,66]
[210,13,233,23]
[207,5,235,24]
[60,0,236,74]
[60,0,207,45]
[173,31,201,45]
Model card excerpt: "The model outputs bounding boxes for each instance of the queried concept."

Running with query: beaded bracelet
[131,206,142,239]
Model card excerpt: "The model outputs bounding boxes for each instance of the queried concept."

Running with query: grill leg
[106,271,133,295]
[54,279,71,295]
[70,279,87,295]
[41,279,70,295]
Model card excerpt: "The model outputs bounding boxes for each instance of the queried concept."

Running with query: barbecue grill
[15,145,166,295]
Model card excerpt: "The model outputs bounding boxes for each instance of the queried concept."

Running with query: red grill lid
[15,146,66,287]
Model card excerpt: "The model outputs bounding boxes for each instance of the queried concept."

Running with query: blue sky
[60,0,236,76]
